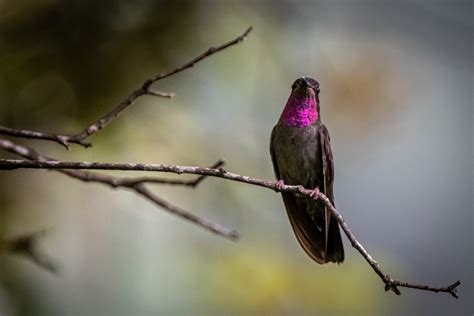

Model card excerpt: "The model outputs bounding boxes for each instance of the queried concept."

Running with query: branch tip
[147,89,176,98]
[448,280,461,299]
[228,230,240,241]
[240,26,253,41]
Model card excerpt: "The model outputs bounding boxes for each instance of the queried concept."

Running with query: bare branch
[0,140,238,241]
[0,231,57,273]
[0,27,253,149]
[0,155,460,298]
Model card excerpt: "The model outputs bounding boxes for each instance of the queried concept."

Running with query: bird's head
[280,76,320,126]
[291,76,320,105]
[292,76,320,93]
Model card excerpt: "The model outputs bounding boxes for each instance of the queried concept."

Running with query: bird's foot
[274,180,285,192]
[309,187,320,200]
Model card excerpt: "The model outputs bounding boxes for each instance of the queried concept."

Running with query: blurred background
[0,0,472,315]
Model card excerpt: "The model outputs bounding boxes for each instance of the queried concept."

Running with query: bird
[270,76,344,264]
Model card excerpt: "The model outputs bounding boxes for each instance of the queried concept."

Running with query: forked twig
[0,231,57,273]
[0,140,238,241]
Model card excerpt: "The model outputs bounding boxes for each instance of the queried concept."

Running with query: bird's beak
[301,77,310,87]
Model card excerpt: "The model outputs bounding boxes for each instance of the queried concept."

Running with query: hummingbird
[270,77,344,264]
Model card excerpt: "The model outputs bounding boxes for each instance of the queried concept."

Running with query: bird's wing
[319,124,335,256]
[318,123,344,263]
[319,124,335,203]
[269,125,281,180]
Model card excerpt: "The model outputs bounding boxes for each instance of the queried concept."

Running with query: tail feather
[327,215,344,263]
[282,192,344,264]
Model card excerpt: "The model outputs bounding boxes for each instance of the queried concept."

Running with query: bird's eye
[316,87,320,93]
[291,83,297,90]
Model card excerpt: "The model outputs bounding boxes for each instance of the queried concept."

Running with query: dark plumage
[270,77,344,264]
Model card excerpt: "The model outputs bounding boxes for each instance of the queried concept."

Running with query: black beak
[301,76,319,91]
[302,77,310,87]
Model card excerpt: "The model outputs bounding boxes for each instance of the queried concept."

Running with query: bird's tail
[282,192,344,264]
[326,215,344,263]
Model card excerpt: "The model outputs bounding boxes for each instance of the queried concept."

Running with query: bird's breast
[272,123,322,188]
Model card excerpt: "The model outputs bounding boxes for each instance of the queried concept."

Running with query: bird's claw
[275,180,285,191]
[309,187,320,199]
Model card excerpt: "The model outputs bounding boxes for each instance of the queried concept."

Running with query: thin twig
[0,231,57,273]
[133,184,238,240]
[0,27,253,149]
[143,26,253,86]
[0,155,460,298]
[72,26,252,143]
[0,140,238,241]
[0,125,90,149]
[146,89,176,98]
